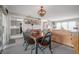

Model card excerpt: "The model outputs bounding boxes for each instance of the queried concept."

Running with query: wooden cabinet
[52,30,75,47]
[52,30,79,54]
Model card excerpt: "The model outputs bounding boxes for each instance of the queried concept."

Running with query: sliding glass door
[0,10,4,53]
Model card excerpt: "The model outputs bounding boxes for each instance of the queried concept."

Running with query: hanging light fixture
[38,6,46,17]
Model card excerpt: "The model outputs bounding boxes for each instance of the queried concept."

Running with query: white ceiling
[7,5,79,21]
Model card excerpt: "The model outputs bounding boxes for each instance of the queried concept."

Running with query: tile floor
[3,38,75,54]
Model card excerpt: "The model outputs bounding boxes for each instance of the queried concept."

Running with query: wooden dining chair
[38,32,53,54]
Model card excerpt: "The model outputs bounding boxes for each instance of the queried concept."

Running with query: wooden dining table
[30,30,44,54]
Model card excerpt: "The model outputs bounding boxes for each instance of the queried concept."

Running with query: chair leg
[49,49,53,54]
[31,48,34,54]
[23,42,25,47]
[49,45,53,54]
[31,46,36,54]
[38,46,45,54]
[0,50,3,54]
[23,41,27,47]
[31,50,33,54]
[39,46,45,51]
[24,43,29,51]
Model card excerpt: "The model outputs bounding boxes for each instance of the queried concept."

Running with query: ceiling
[6,5,79,21]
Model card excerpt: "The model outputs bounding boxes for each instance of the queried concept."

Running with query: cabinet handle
[71,38,72,40]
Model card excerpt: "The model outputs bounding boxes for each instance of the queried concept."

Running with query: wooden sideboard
[52,30,78,47]
[51,30,79,53]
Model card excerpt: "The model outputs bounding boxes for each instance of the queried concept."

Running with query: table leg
[49,39,53,54]
[36,43,38,54]
[34,38,38,54]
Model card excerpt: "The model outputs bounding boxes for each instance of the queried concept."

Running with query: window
[68,21,77,32]
[61,22,68,30]
[53,20,77,32]
[10,16,22,36]
[11,20,21,26]
[55,22,61,29]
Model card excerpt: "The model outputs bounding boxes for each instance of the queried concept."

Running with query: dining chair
[23,32,35,53]
[38,32,53,54]
[42,29,49,35]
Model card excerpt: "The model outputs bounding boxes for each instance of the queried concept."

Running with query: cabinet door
[72,32,79,53]
[62,32,73,47]
[65,37,73,47]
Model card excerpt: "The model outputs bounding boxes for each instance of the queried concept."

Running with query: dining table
[30,30,44,54]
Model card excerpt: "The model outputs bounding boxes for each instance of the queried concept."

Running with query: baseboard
[0,43,15,50]
[52,40,73,48]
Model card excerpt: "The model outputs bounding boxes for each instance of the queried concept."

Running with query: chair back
[41,32,52,45]
[42,29,49,35]
[23,32,35,44]
[23,32,26,41]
